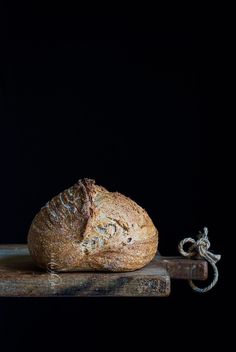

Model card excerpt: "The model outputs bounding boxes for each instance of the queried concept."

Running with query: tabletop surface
[0,244,208,297]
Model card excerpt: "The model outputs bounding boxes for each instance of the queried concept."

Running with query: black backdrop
[0,11,223,351]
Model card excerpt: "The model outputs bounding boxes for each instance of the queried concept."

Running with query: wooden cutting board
[0,244,208,297]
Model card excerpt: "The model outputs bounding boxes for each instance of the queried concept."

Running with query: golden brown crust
[27,179,158,272]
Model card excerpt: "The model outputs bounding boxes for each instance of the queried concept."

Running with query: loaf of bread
[28,179,158,272]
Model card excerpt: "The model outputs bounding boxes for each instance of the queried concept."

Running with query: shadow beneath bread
[0,254,43,273]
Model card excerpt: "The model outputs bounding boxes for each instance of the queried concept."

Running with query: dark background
[0,10,223,351]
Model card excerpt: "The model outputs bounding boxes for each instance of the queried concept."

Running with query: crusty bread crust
[28,179,158,272]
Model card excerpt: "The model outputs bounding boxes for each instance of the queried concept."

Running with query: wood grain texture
[0,245,208,297]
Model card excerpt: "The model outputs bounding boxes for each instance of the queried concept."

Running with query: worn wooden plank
[0,245,208,297]
[0,245,170,297]
[153,256,208,280]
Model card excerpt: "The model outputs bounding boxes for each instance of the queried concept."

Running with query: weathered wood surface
[0,245,208,297]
